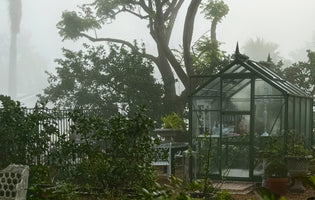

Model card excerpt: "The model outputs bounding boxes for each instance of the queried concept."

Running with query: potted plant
[261,135,288,196]
[265,160,289,197]
[155,112,187,142]
[285,132,313,193]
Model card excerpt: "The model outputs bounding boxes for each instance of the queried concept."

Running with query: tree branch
[165,0,184,43]
[124,8,149,19]
[164,0,177,20]
[158,37,189,89]
[183,0,201,77]
[139,0,151,13]
[79,33,158,64]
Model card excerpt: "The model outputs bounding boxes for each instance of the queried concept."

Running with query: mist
[0,0,314,107]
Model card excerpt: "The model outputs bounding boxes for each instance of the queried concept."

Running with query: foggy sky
[0,0,314,106]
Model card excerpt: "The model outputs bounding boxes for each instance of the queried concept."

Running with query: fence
[0,107,106,166]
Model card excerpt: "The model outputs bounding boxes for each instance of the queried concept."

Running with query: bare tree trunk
[183,0,201,78]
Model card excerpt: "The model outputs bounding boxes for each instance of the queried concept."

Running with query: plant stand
[286,156,311,193]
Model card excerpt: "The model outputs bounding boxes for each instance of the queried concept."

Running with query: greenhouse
[188,46,313,181]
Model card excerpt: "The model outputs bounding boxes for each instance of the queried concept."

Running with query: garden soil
[232,186,315,200]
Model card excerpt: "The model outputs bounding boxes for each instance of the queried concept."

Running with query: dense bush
[66,107,159,196]
[0,95,60,168]
[0,95,160,199]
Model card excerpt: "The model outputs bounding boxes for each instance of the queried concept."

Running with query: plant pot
[154,129,187,142]
[286,156,311,176]
[267,177,288,196]
[286,156,312,193]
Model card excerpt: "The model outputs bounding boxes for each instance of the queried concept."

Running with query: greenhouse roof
[191,44,312,98]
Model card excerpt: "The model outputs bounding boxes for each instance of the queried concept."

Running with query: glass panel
[288,97,294,131]
[192,97,220,111]
[301,99,306,137]
[191,110,220,137]
[222,114,250,137]
[224,64,250,74]
[221,144,249,178]
[306,99,311,147]
[195,77,220,96]
[223,79,251,111]
[250,62,282,80]
[295,98,300,134]
[254,98,284,136]
[253,136,269,177]
[193,137,220,177]
[191,76,212,91]
[282,81,303,96]
[255,79,281,96]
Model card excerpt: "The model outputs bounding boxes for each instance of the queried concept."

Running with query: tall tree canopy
[192,0,229,76]
[57,0,229,113]
[41,44,164,120]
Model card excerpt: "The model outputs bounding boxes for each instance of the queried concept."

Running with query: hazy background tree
[8,0,22,99]
[289,31,315,62]
[242,37,281,62]
[0,33,48,106]
[40,44,164,121]
[56,0,230,114]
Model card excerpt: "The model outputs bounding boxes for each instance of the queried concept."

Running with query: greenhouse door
[220,77,253,180]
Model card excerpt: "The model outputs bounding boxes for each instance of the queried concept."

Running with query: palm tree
[8,0,22,99]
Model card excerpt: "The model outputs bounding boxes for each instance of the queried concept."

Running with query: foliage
[0,95,162,199]
[58,11,101,41]
[261,135,288,178]
[139,177,192,200]
[56,0,229,114]
[202,0,229,22]
[162,112,186,131]
[66,106,159,197]
[139,176,235,200]
[0,95,60,168]
[265,160,288,178]
[192,37,230,75]
[283,50,315,96]
[192,0,230,76]
[242,37,281,62]
[215,190,234,200]
[41,43,164,121]
[256,187,287,200]
[286,132,311,157]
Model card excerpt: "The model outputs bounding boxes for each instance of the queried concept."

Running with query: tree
[57,0,228,113]
[192,0,229,76]
[242,37,281,62]
[8,0,22,99]
[41,44,164,121]
[283,50,315,96]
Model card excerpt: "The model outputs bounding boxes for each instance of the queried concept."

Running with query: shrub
[67,107,158,196]
[0,96,159,198]
[0,95,60,168]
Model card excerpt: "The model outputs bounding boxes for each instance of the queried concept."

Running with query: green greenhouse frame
[188,46,313,181]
